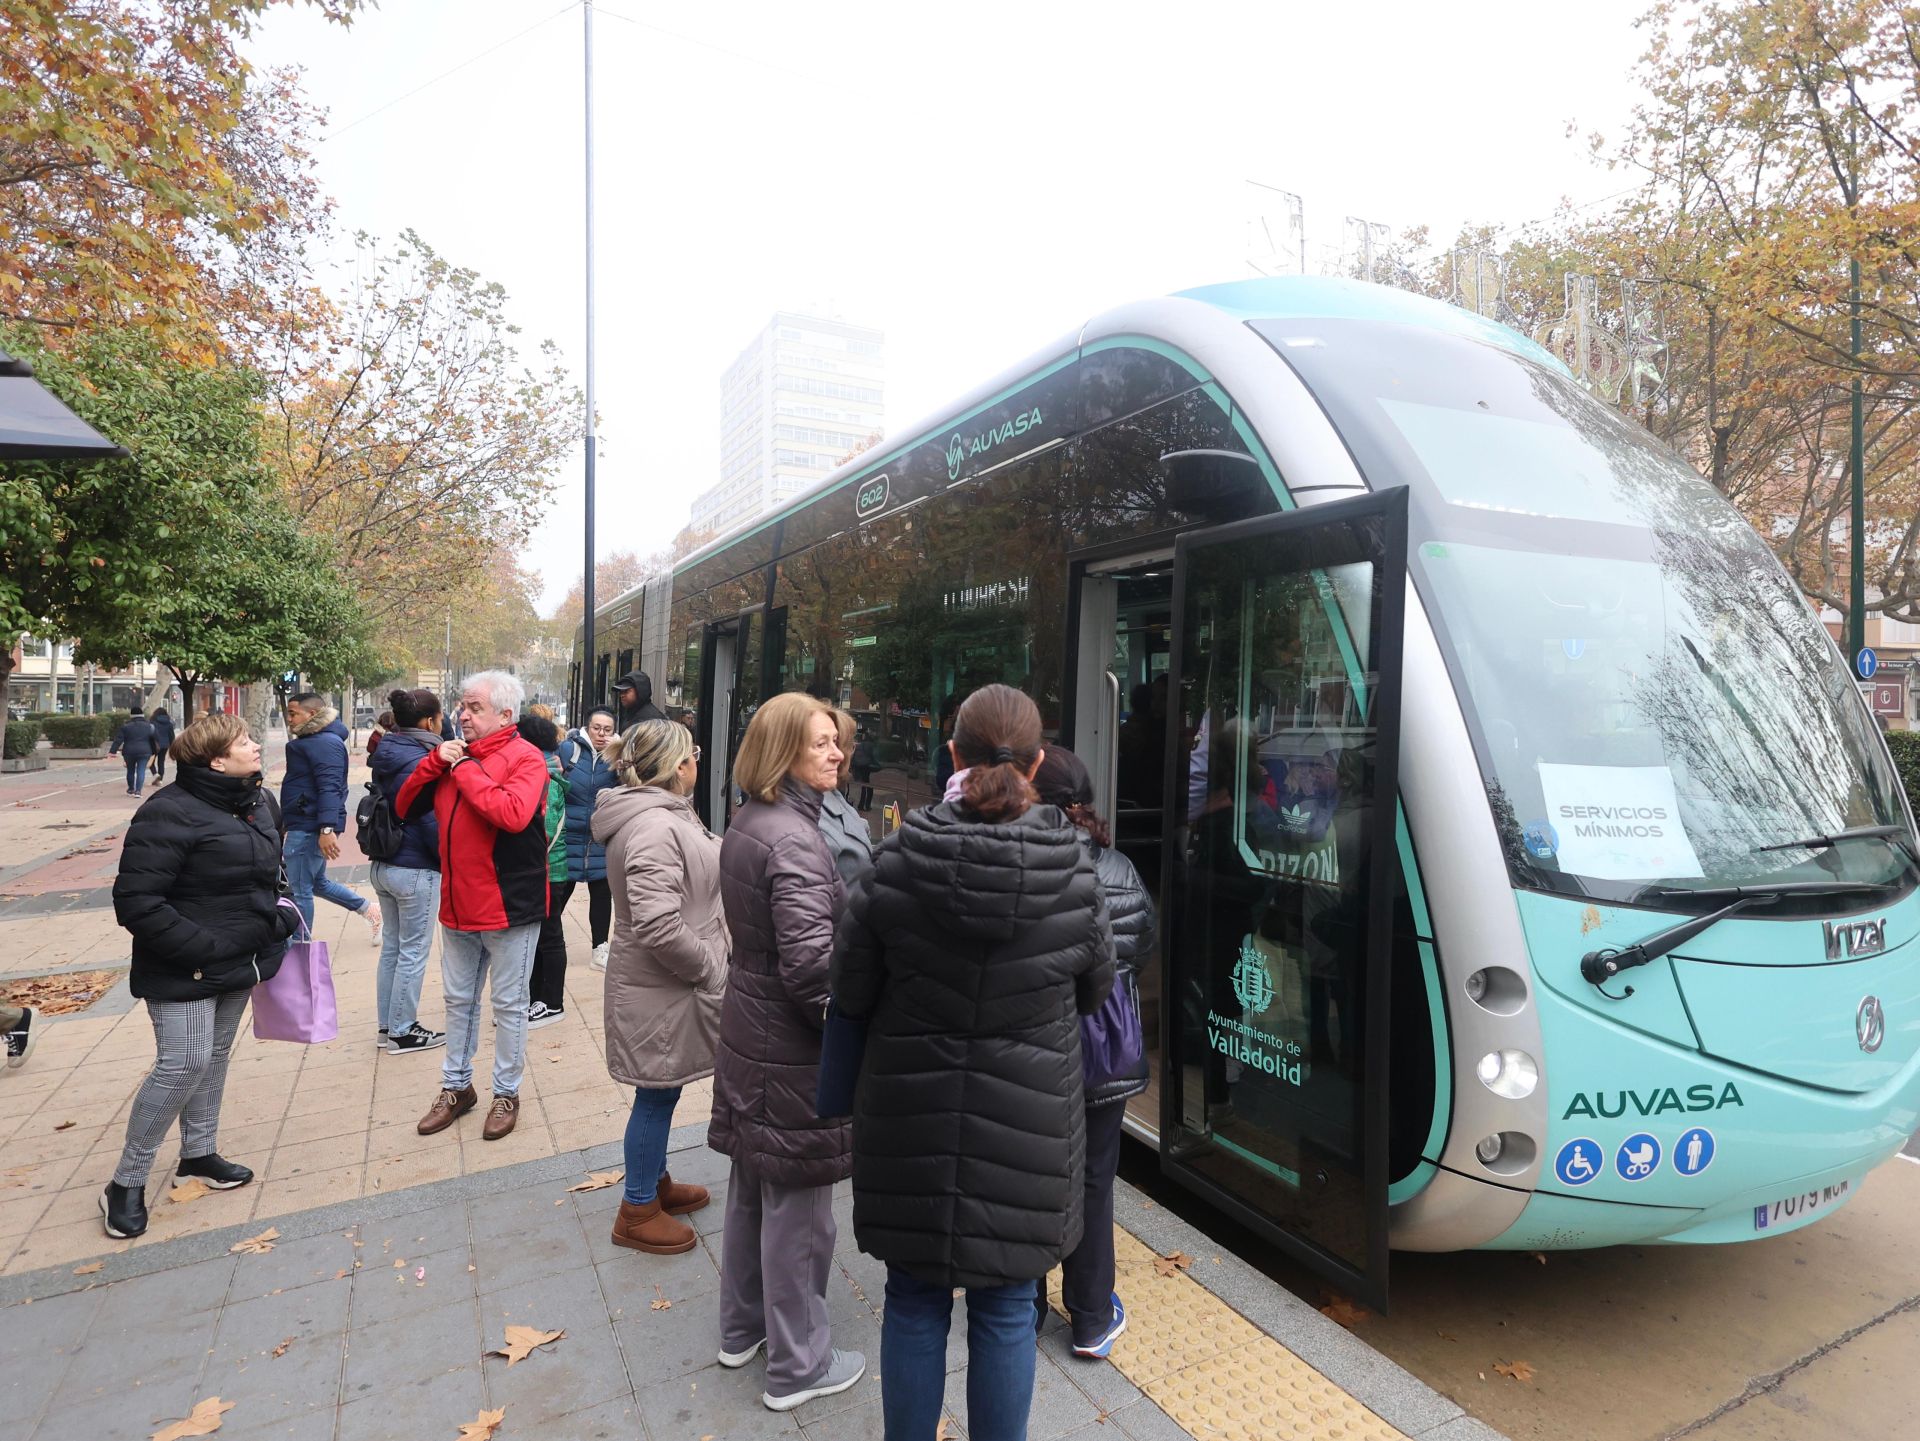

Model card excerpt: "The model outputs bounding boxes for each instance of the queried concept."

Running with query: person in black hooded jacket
[612,670,666,729]
[104,713,300,1240]
[832,683,1113,1441]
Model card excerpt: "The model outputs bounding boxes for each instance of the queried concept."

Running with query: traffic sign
[1856,646,1878,679]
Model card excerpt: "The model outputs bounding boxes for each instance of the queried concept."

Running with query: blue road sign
[1674,1127,1716,1177]
[1554,1137,1602,1188]
[1858,647,1879,679]
[1615,1132,1661,1182]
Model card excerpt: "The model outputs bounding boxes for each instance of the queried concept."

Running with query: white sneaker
[591,942,609,971]
[717,1337,766,1368]
[763,1348,865,1412]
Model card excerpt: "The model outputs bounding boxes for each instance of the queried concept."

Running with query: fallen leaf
[54,1121,76,1131]
[547,1054,561,1063]
[229,1228,280,1255]
[392,1258,405,1269]
[1319,1296,1372,1328]
[73,1262,103,1275]
[489,1325,565,1366]
[936,1417,957,1440]
[1151,1251,1194,1278]
[467,1264,476,1273]
[455,1408,507,1440]
[1529,1252,1548,1266]
[271,1337,292,1358]
[567,1170,625,1193]
[334,1269,349,1281]
[168,1178,211,1205]
[151,1396,234,1441]
[1493,1359,1536,1383]
[650,1285,672,1312]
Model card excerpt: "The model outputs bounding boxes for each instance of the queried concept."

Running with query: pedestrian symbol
[1616,1132,1661,1182]
[1857,646,1878,680]
[1674,1127,1715,1177]
[1554,1137,1601,1188]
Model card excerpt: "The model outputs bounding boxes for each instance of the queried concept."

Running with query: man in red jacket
[397,670,550,1141]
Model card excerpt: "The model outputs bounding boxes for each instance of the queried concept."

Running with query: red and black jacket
[396,726,550,931]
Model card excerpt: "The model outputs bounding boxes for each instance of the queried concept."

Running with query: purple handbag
[1082,972,1145,1088]
[251,900,339,1044]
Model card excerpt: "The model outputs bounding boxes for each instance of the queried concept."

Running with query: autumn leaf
[168,1178,210,1205]
[151,1397,234,1441]
[73,1262,103,1276]
[229,1228,280,1255]
[271,1338,292,1358]
[54,1121,75,1131]
[1319,1296,1372,1328]
[455,1408,506,1440]
[567,1170,624,1193]
[1493,1360,1536,1383]
[936,1417,958,1440]
[1152,1251,1194,1278]
[650,1285,672,1312]
[489,1326,565,1366]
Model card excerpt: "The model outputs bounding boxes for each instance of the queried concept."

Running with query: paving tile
[198,1325,345,1427]
[475,1260,606,1334]
[337,1364,485,1441]
[472,1214,593,1294]
[591,1230,722,1303]
[206,1391,342,1441]
[1040,1324,1145,1414]
[344,1295,481,1401]
[536,1393,646,1441]
[226,1229,360,1301]
[1107,1397,1198,1441]
[0,1285,102,1361]
[347,1242,473,1328]
[691,1180,729,1234]
[28,1370,202,1441]
[468,1181,581,1245]
[800,1391,890,1441]
[211,1276,353,1369]
[483,1318,628,1424]
[635,1361,804,1440]
[375,1198,471,1248]
[610,1283,724,1379]
[50,1310,220,1405]
[93,1253,237,1329]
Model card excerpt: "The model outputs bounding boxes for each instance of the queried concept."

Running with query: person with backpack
[520,712,572,1027]
[365,688,447,1054]
[559,707,620,971]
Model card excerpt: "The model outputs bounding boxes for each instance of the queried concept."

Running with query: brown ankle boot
[656,1170,710,1216]
[612,1199,697,1255]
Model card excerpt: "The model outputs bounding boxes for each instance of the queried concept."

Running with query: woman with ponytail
[832,683,1115,1441]
[591,719,729,1257]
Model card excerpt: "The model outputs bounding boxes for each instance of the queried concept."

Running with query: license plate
[1752,1179,1851,1231]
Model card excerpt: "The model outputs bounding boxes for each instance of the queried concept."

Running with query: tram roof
[589,277,1562,628]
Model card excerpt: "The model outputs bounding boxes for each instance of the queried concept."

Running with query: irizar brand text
[1562,1082,1744,1120]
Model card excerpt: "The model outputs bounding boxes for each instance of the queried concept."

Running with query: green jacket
[541,753,568,883]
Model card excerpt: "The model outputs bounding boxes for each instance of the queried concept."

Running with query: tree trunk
[0,648,13,759]
[176,671,198,722]
[243,682,274,741]
[142,673,174,717]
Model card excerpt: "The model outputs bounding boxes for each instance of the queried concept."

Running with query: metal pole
[580,0,598,718]
[1849,252,1866,667]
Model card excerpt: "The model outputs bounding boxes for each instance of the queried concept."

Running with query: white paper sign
[1536,763,1705,882]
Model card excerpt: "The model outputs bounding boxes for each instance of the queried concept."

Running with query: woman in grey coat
[593,719,728,1257]
[816,708,873,886]
[709,691,865,1415]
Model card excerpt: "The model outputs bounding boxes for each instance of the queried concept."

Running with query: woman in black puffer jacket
[833,684,1113,1441]
[105,714,299,1241]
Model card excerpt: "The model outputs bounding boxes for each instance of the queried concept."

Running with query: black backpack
[355,772,405,862]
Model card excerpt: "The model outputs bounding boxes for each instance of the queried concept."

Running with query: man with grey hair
[396,669,552,1141]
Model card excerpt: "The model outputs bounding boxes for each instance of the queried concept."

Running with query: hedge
[1,720,41,759]
[1887,729,1920,811]
[42,714,117,748]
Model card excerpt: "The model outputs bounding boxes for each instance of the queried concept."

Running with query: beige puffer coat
[592,784,728,1088]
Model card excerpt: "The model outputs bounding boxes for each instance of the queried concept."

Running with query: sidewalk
[0,1125,1500,1441]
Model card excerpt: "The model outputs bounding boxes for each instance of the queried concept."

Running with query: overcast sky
[246,0,1655,614]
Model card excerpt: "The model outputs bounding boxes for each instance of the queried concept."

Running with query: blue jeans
[283,828,367,930]
[371,862,440,1034]
[439,922,538,1097]
[622,1086,683,1204]
[123,755,148,794]
[882,1268,1037,1441]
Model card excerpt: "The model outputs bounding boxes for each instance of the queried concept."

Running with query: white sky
[246,0,1655,614]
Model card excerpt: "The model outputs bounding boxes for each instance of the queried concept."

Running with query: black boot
[177,1153,253,1190]
[101,1182,148,1239]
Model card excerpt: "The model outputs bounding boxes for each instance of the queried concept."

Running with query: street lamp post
[580,0,598,718]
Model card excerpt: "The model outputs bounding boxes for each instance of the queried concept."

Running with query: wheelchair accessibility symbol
[1554,1137,1602,1188]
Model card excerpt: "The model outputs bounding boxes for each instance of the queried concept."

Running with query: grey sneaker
[763,1348,865,1412]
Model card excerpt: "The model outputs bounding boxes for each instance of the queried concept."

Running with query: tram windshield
[1259,317,1916,908]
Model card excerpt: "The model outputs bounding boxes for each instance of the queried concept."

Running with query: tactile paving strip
[1050,1227,1408,1441]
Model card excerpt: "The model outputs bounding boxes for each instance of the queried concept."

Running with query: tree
[550,550,654,634]
[1,0,361,352]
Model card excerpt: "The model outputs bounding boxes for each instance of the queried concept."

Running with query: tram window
[1069,386,1276,547]
[1081,346,1209,429]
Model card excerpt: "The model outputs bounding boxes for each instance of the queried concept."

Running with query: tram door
[1160,488,1406,1311]
[697,613,764,832]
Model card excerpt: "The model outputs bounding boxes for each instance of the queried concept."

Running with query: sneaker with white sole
[717,1337,766,1368]
[526,1002,563,1030]
[763,1348,865,1412]
[386,1022,446,1054]
[590,941,609,971]
[358,903,382,940]
[5,1007,37,1070]
[1071,1293,1128,1359]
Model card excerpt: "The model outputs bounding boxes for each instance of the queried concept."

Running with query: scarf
[942,767,971,803]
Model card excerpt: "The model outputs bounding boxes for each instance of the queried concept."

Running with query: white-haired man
[396,670,551,1141]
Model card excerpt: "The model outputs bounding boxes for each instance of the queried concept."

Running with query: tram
[573,278,1920,1308]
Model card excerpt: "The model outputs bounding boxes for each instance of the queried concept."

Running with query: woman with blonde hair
[709,690,865,1413]
[593,718,729,1255]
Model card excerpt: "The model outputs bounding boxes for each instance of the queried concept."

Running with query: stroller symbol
[1616,1132,1661,1181]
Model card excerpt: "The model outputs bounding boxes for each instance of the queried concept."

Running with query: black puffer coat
[113,764,296,1002]
[831,800,1114,1289]
[708,779,852,1187]
[1086,837,1155,1108]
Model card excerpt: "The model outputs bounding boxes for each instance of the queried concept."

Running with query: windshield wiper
[1754,823,1908,854]
[1580,878,1890,1001]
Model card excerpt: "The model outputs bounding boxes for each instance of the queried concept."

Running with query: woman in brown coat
[709,691,865,1414]
[592,719,729,1256]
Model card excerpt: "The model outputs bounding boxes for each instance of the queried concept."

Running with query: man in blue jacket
[282,692,380,937]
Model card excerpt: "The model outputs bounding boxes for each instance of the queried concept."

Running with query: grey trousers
[717,1159,837,1394]
[114,991,250,1188]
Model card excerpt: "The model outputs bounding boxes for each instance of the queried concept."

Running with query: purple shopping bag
[251,901,339,1044]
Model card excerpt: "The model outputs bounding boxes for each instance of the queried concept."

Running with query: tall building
[691,312,884,537]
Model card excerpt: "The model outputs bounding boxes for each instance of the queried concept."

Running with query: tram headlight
[1464,969,1489,1004]
[1474,1133,1505,1165]
[1474,1048,1539,1100]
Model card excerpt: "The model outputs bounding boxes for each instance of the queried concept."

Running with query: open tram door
[1160,487,1406,1312]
